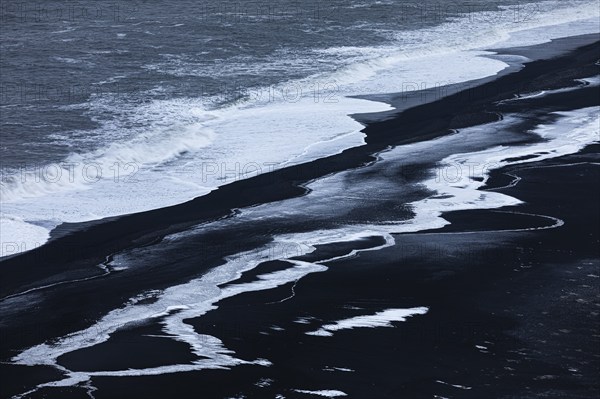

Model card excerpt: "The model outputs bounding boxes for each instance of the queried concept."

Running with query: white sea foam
[324,367,354,372]
[306,307,429,337]
[579,76,600,85]
[293,390,348,397]
[0,216,48,258]
[302,107,600,238]
[435,380,473,390]
[10,230,394,397]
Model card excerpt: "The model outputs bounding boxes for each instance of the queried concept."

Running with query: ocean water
[0,0,599,253]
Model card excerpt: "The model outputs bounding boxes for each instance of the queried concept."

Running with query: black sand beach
[1,35,598,398]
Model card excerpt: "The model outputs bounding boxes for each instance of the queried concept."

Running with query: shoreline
[2,33,597,257]
[1,36,598,291]
[351,33,599,124]
[1,33,599,399]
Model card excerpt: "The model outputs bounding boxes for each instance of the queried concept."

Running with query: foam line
[10,229,399,396]
[306,307,429,337]
[293,390,348,397]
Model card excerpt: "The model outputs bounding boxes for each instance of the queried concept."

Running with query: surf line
[0,207,246,302]
[484,172,521,191]
[267,277,301,305]
[409,209,564,237]
[0,259,116,302]
[267,234,395,305]
[485,161,600,192]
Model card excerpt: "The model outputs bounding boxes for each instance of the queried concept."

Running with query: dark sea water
[2,0,542,166]
[0,1,599,398]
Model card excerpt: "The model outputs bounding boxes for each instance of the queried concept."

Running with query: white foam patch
[294,390,348,398]
[294,317,314,325]
[0,216,48,257]
[435,380,473,390]
[324,367,354,372]
[2,0,598,256]
[306,307,429,337]
[578,76,600,86]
